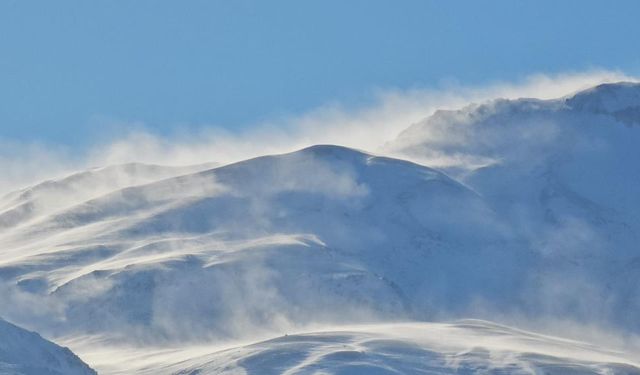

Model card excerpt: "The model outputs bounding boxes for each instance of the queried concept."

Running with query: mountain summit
[566,81,640,120]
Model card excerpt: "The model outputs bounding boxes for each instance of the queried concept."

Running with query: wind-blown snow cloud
[1,69,637,196]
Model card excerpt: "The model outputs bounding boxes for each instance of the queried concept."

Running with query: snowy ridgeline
[65,320,640,374]
[0,82,639,373]
[169,321,640,375]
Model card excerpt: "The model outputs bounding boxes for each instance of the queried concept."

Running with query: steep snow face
[390,82,640,330]
[0,317,96,375]
[69,321,639,375]
[0,145,521,341]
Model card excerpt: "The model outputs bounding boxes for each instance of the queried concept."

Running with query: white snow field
[0,82,640,373]
[172,320,640,375]
[0,317,95,375]
[60,320,640,375]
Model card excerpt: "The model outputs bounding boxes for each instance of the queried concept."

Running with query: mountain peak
[565,81,640,116]
[296,144,371,160]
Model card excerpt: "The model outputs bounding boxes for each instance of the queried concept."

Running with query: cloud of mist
[1,69,636,197]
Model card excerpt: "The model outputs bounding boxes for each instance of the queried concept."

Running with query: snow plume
[388,101,569,174]
[0,283,65,331]
[1,69,636,197]
[0,139,79,197]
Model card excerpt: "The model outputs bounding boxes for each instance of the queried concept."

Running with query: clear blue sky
[1,0,639,149]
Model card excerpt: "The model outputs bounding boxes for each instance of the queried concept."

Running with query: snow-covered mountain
[0,317,96,375]
[0,82,639,373]
[390,81,640,330]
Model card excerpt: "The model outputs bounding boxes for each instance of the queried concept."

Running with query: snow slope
[175,321,640,375]
[0,317,96,375]
[61,321,640,374]
[0,162,216,231]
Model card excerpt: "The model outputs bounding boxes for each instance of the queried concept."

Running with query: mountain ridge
[0,317,96,375]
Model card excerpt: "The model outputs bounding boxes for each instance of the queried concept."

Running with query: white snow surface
[0,317,96,375]
[0,82,639,373]
[60,321,640,374]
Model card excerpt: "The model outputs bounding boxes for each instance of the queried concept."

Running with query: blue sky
[1,0,640,149]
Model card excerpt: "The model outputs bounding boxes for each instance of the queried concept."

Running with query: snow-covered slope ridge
[169,321,640,375]
[0,162,215,231]
[0,317,96,375]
